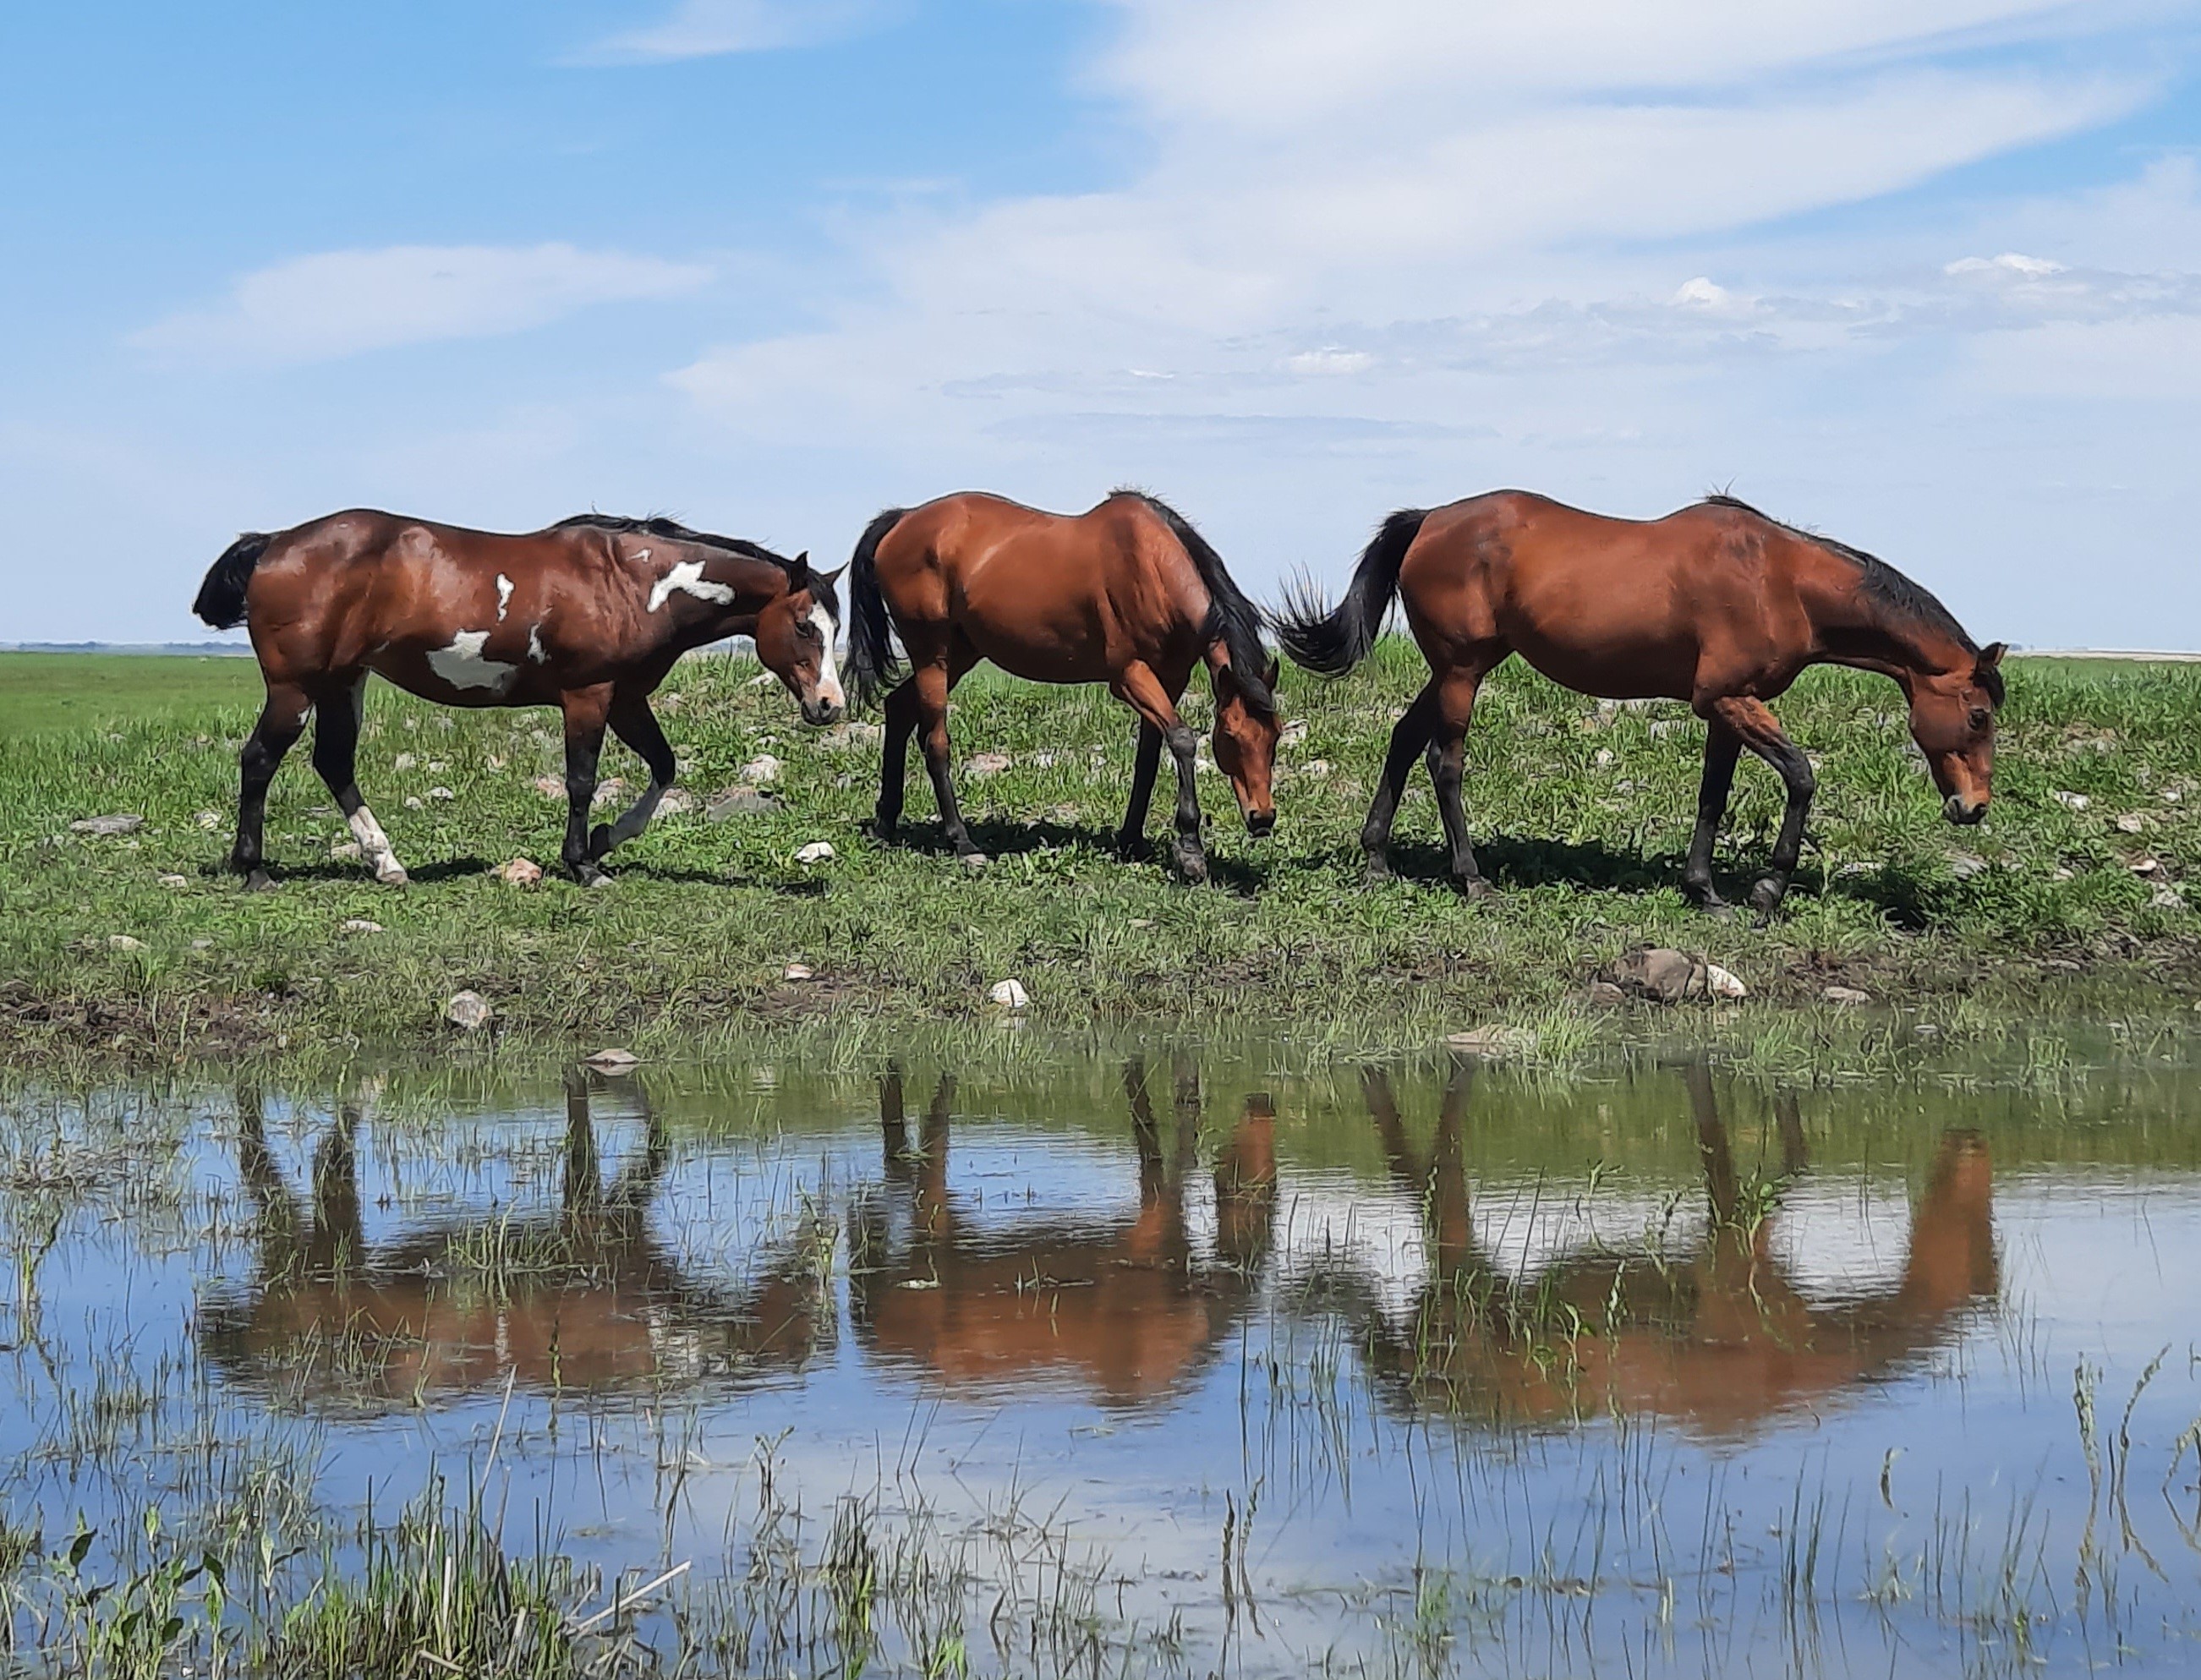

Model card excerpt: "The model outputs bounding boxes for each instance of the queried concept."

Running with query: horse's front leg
[1424,665,1492,898]
[1117,722,1163,858]
[312,673,408,885]
[1361,681,1437,883]
[872,679,919,843]
[589,690,676,862]
[558,684,615,885]
[1707,696,1815,915]
[1112,661,1206,884]
[1682,720,1743,916]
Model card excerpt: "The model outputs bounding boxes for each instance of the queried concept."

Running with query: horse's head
[1211,654,1282,836]
[753,555,847,726]
[1907,642,2005,825]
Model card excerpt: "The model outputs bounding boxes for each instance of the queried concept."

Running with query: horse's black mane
[1701,495,1999,700]
[555,512,792,572]
[1113,488,1276,714]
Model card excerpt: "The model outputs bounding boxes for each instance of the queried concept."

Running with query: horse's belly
[368,636,546,708]
[1508,627,1698,703]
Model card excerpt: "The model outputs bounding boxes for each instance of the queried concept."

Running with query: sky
[3,0,2198,648]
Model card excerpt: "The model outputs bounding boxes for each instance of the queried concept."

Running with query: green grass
[3,644,2200,1069]
[0,652,260,741]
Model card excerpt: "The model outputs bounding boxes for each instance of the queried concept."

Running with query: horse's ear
[788,550,813,588]
[819,561,849,590]
[1978,641,2007,670]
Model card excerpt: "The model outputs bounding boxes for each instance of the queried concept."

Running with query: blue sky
[3,1,2198,647]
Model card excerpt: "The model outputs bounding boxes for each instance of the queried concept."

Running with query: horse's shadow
[1377,834,1951,928]
[888,819,1273,896]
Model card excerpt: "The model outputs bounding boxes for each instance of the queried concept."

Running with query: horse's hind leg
[1360,681,1437,882]
[873,678,919,843]
[229,681,312,891]
[913,658,986,866]
[1682,720,1743,914]
[1111,661,1207,884]
[557,684,616,886]
[1706,696,1815,914]
[589,690,676,862]
[1424,665,1493,898]
[312,674,408,885]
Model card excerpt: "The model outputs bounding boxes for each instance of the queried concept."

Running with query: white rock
[71,814,144,837]
[2130,856,2165,878]
[107,934,145,952]
[534,775,566,799]
[444,990,493,1032]
[966,752,1013,777]
[341,918,384,934]
[740,754,783,785]
[403,796,424,810]
[589,778,627,810]
[2051,790,2090,812]
[1822,985,1871,1005]
[493,857,544,887]
[157,873,188,889]
[1593,748,1616,769]
[427,785,456,802]
[1705,964,1748,1001]
[427,759,447,773]
[584,1048,642,1074]
[987,978,1029,1010]
[783,962,815,982]
[657,787,697,817]
[2116,813,2147,835]
[393,752,417,771]
[1445,1025,1534,1059]
[194,810,222,829]
[793,841,835,865]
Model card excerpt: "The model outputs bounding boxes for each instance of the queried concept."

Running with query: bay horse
[191,509,844,889]
[844,490,1281,883]
[1274,493,2006,913]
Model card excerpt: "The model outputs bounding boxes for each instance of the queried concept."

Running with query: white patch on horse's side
[347,804,409,885]
[527,623,548,664]
[599,780,666,851]
[495,574,514,621]
[809,602,846,709]
[648,559,736,613]
[427,629,517,692]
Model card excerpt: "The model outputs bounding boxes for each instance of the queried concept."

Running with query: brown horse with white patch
[1275,492,2006,913]
[192,510,843,888]
[845,490,1280,883]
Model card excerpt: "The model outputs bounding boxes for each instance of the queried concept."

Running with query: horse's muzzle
[1246,810,1276,839]
[1944,795,1988,826]
[803,698,845,727]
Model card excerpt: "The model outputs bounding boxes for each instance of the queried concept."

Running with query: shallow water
[7,1046,2201,1676]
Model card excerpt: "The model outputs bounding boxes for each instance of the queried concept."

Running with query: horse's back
[1402,492,1806,700]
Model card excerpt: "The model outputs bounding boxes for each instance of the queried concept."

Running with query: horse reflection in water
[200,1077,831,1404]
[849,1059,1278,1404]
[1351,1063,1997,1434]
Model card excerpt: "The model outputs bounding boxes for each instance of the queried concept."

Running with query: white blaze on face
[347,805,408,885]
[809,602,844,709]
[648,559,736,613]
[527,623,548,664]
[495,574,514,621]
[427,629,517,692]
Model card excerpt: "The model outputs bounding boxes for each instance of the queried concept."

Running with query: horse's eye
[1968,708,1990,733]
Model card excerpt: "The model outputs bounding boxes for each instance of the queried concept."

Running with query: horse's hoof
[1115,832,1150,862]
[572,860,610,888]
[868,817,900,845]
[959,851,991,873]
[1457,876,1494,902]
[242,867,275,894]
[1700,899,1737,922]
[1363,855,1392,884]
[1749,877,1788,915]
[1173,842,1210,885]
[374,862,409,887]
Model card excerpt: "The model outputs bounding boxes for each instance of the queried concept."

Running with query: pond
[4,1042,2200,1676]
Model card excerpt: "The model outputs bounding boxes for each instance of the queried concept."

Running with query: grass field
[0,650,258,741]
[3,644,2198,1071]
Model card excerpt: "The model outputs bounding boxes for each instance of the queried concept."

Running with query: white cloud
[578,0,890,63]
[133,244,711,365]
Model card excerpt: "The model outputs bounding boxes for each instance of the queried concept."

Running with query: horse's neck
[1803,566,1972,687]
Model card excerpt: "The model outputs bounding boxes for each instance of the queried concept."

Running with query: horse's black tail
[1129,492,1275,714]
[191,532,274,631]
[845,506,909,711]
[1273,508,1428,678]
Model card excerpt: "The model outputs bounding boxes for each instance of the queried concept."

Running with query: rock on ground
[493,857,544,887]
[444,991,493,1032]
[584,1048,642,1074]
[1610,948,1744,1004]
[1445,1025,1536,1059]
[793,841,835,865]
[708,787,782,820]
[1822,985,1872,1005]
[966,752,1014,777]
[72,814,144,837]
[988,978,1029,1009]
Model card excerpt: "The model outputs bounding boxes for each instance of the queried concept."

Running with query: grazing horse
[844,490,1281,883]
[847,1059,1278,1404]
[1348,1064,1997,1435]
[1275,493,2006,912]
[191,510,844,888]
